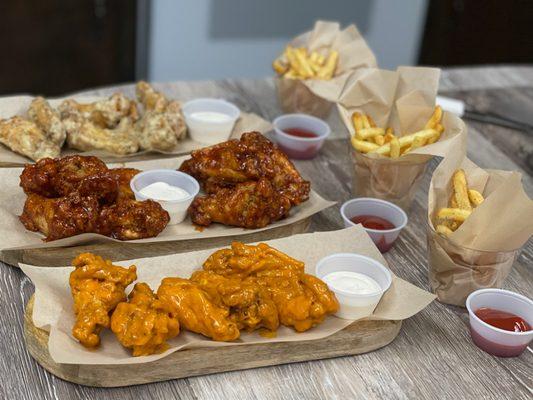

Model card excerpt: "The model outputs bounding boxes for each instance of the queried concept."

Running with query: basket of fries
[336,67,466,211]
[427,155,533,306]
[273,20,376,118]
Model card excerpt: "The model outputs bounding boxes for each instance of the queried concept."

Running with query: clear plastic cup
[340,198,408,253]
[130,169,199,225]
[426,221,521,306]
[466,289,533,357]
[182,98,240,144]
[315,253,392,320]
[272,113,330,159]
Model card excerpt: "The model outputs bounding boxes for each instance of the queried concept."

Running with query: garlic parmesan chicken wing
[0,116,61,161]
[202,242,339,332]
[135,81,186,151]
[28,97,66,146]
[179,132,310,228]
[69,253,137,348]
[157,278,240,342]
[111,283,180,356]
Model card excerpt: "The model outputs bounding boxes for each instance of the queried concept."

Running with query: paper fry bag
[336,66,466,210]
[275,20,377,118]
[427,154,533,306]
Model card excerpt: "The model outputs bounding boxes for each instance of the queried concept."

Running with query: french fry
[352,112,364,134]
[316,54,325,65]
[361,114,371,129]
[316,50,338,79]
[310,51,319,63]
[468,189,484,207]
[405,134,426,153]
[351,137,379,153]
[367,115,377,128]
[369,129,438,156]
[374,134,385,146]
[273,59,288,75]
[452,169,472,211]
[358,128,385,140]
[293,48,314,78]
[426,131,441,145]
[390,137,400,158]
[425,106,443,129]
[437,208,471,223]
[436,224,454,236]
[384,128,395,143]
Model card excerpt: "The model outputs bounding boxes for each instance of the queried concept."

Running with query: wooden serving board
[24,296,401,388]
[3,218,310,267]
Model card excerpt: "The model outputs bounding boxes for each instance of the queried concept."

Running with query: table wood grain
[0,66,532,400]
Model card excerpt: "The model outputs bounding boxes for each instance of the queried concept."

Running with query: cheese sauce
[323,271,381,295]
[139,182,190,201]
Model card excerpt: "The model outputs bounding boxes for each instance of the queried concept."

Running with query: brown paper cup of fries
[273,20,377,118]
[336,66,466,210]
[427,154,533,306]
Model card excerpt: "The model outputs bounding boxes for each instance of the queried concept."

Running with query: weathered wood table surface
[1,66,532,399]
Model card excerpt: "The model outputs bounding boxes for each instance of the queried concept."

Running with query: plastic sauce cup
[182,98,240,144]
[272,113,330,159]
[466,289,533,357]
[315,253,392,320]
[340,198,408,253]
[130,169,199,225]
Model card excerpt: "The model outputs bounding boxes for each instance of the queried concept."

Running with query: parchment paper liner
[275,20,377,118]
[427,152,533,306]
[20,226,435,365]
[336,67,466,210]
[0,156,334,255]
[0,95,271,166]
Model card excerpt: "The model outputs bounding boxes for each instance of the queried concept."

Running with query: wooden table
[1,67,531,399]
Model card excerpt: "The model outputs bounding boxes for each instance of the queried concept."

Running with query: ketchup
[475,308,531,332]
[350,215,395,230]
[282,128,317,138]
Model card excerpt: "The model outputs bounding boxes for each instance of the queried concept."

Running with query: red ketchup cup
[466,289,533,357]
[272,113,330,159]
[340,198,408,253]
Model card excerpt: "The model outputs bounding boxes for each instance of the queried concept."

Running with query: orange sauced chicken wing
[111,283,180,356]
[201,242,339,332]
[69,253,137,348]
[157,277,240,342]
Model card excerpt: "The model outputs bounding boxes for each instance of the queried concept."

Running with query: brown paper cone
[427,156,533,306]
[275,20,377,118]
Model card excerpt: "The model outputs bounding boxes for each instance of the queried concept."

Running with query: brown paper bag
[427,154,533,306]
[275,20,377,118]
[336,67,466,210]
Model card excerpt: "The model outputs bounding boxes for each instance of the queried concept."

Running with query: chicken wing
[69,253,137,348]
[20,155,108,197]
[202,242,339,332]
[135,81,186,151]
[28,97,66,146]
[19,192,100,241]
[97,199,170,240]
[191,270,279,332]
[157,277,240,341]
[188,179,291,228]
[111,283,180,356]
[0,116,61,161]
[179,131,310,206]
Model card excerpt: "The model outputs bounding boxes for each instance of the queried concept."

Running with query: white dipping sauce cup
[340,198,408,253]
[272,113,330,159]
[182,98,240,144]
[130,169,199,225]
[315,253,392,320]
[466,289,533,357]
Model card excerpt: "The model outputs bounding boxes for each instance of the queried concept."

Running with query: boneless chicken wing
[69,253,137,348]
[111,283,180,356]
[157,277,240,341]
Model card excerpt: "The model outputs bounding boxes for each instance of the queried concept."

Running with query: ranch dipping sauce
[190,111,232,123]
[323,271,381,295]
[139,181,190,202]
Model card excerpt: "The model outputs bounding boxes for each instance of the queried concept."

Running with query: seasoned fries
[273,46,339,80]
[434,169,485,236]
[349,106,444,158]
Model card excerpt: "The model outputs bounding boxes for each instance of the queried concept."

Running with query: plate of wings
[14,132,330,246]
